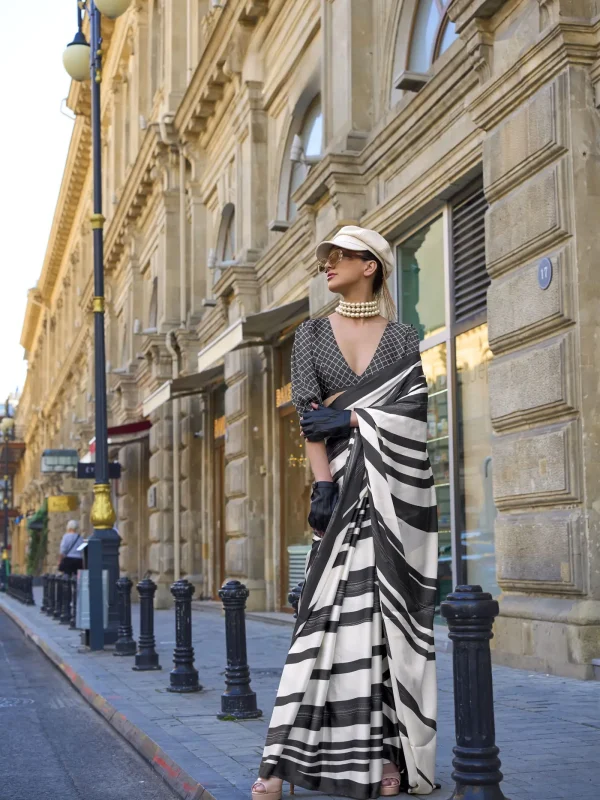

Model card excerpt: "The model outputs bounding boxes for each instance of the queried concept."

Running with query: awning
[197,297,308,374]
[88,420,153,453]
[142,364,224,418]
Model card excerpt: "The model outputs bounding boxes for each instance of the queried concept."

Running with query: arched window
[392,0,459,96]
[148,277,158,330]
[217,203,236,265]
[273,96,323,230]
[408,0,457,72]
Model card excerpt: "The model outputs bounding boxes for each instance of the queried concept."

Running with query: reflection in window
[222,212,235,262]
[148,277,158,330]
[287,98,323,222]
[421,343,452,608]
[396,216,445,339]
[456,324,498,597]
[407,0,458,73]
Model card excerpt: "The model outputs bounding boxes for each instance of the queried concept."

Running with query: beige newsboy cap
[316,225,395,278]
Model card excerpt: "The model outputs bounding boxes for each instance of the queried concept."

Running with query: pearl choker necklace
[336,300,379,318]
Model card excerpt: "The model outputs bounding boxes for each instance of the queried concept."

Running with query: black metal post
[217,580,261,719]
[53,574,63,620]
[26,576,35,606]
[70,574,77,629]
[441,585,508,800]
[46,574,55,616]
[41,574,49,613]
[167,579,201,693]
[83,0,121,649]
[288,581,304,618]
[60,574,72,624]
[114,577,136,656]
[133,578,161,671]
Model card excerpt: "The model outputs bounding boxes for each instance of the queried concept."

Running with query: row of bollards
[41,573,77,629]
[32,569,506,800]
[7,575,35,605]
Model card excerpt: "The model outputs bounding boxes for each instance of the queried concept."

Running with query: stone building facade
[14,0,600,677]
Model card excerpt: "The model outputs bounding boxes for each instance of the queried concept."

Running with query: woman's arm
[306,440,333,482]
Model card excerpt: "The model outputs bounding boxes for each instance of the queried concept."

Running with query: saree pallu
[260,353,439,799]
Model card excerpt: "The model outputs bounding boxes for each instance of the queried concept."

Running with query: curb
[0,600,215,800]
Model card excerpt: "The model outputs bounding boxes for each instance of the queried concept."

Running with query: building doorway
[212,385,226,598]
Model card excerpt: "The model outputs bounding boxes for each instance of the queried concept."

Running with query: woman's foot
[381,762,401,797]
[251,776,283,798]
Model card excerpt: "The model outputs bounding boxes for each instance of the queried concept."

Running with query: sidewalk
[0,588,598,800]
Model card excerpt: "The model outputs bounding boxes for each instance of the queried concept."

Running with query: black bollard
[26,576,35,606]
[441,586,508,800]
[288,581,304,618]
[114,577,137,656]
[53,574,63,620]
[217,580,261,719]
[70,574,77,629]
[41,574,49,613]
[60,575,71,624]
[46,575,55,616]
[133,578,161,671]
[167,579,201,693]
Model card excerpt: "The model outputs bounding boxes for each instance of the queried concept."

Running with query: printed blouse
[291,317,420,417]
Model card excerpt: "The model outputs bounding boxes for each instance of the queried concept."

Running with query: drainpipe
[179,146,187,328]
[166,331,180,582]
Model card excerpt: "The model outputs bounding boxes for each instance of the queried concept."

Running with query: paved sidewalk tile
[1,588,599,800]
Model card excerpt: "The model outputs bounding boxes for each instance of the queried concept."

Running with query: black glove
[300,405,352,442]
[308,481,339,534]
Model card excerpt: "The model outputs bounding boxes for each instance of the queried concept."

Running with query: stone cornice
[103,125,162,268]
[175,0,270,140]
[36,118,91,305]
[20,290,44,354]
[447,0,508,33]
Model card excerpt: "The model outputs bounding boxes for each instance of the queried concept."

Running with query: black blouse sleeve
[291,321,323,417]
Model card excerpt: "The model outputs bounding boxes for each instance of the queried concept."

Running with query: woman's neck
[339,290,376,304]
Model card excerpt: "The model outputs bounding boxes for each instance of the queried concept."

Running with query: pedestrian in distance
[252,227,439,799]
[58,520,85,575]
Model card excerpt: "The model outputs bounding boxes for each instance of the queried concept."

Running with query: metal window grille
[452,187,489,323]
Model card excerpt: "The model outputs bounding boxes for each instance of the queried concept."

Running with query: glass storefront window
[396,215,446,340]
[421,343,452,607]
[456,324,498,597]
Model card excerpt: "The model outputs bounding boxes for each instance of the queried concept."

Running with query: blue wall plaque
[538,257,552,290]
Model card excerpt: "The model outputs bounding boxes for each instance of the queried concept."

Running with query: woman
[252,226,438,799]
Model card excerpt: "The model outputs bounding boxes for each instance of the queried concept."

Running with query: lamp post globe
[94,0,132,18]
[0,418,14,437]
[63,31,90,82]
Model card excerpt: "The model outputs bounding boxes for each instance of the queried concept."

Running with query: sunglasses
[316,248,373,273]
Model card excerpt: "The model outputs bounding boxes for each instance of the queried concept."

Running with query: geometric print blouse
[291,317,420,417]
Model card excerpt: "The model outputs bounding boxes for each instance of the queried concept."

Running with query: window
[392,0,459,97]
[275,97,323,228]
[216,203,236,265]
[408,0,457,72]
[148,277,158,330]
[394,181,496,608]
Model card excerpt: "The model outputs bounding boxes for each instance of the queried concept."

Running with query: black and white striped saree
[259,352,438,798]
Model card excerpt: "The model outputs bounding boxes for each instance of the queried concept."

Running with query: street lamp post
[63,0,132,645]
[0,414,15,593]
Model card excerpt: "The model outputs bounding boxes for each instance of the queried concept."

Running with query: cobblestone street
[0,588,598,800]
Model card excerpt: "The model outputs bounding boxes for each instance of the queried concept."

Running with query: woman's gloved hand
[300,404,351,442]
[308,481,339,535]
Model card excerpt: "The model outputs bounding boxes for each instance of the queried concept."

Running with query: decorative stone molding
[489,331,578,431]
[496,509,584,595]
[463,19,494,84]
[484,75,569,203]
[492,419,582,511]
[486,158,571,278]
[447,0,507,34]
[488,246,575,355]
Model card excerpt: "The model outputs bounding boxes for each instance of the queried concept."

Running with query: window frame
[393,195,490,598]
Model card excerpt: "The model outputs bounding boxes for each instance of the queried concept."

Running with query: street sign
[48,495,79,513]
[76,462,122,480]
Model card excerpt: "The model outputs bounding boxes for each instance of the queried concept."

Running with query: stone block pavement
[0,588,598,800]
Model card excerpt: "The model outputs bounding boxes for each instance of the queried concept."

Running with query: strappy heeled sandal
[251,778,295,799]
[380,770,401,797]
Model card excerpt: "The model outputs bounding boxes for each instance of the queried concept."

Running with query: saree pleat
[260,353,438,798]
